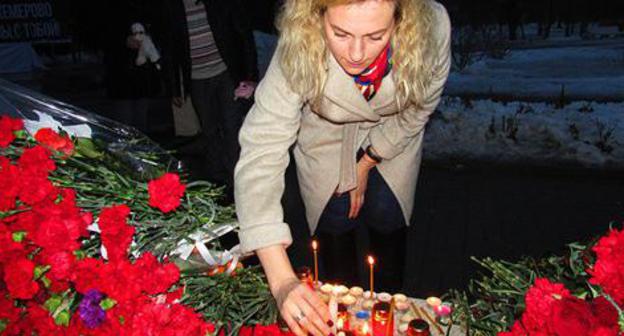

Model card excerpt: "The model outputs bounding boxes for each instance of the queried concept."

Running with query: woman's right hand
[273,277,333,336]
[256,245,332,336]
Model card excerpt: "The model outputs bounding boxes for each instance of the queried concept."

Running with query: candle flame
[367,255,374,265]
[312,240,318,250]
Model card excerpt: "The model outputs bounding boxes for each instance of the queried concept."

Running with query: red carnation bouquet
[0,115,288,335]
[0,116,214,335]
[451,220,624,335]
[498,278,622,336]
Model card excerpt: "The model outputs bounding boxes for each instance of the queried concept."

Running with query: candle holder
[433,303,453,325]
[425,297,441,309]
[377,292,392,303]
[354,310,371,336]
[371,302,393,336]
[336,303,350,331]
[349,286,364,298]
[407,318,430,336]
[295,266,313,289]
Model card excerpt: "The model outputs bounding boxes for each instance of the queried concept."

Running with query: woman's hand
[256,245,332,336]
[348,153,377,219]
[273,278,332,336]
[234,81,257,100]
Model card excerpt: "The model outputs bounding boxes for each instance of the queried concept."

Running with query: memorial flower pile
[450,222,624,335]
[0,116,214,334]
[0,116,285,335]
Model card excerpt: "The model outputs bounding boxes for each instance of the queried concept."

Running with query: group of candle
[303,240,453,336]
[311,240,376,295]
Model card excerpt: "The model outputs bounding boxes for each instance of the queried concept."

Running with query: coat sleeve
[234,50,303,253]
[368,3,451,160]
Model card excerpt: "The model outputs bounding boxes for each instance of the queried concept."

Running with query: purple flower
[78,289,106,329]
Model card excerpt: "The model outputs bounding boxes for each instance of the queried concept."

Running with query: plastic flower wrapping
[0,78,178,181]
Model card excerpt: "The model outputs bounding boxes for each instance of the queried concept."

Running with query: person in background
[234,0,451,334]
[103,0,166,134]
[161,0,258,193]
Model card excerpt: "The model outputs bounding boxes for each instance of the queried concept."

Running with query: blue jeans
[316,167,407,292]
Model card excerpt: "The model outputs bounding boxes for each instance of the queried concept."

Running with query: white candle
[426,296,442,308]
[367,255,375,294]
[312,240,319,286]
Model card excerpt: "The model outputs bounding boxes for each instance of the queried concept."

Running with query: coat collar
[322,52,397,121]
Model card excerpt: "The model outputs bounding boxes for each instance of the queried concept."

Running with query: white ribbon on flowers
[24,110,92,138]
[88,216,240,270]
[172,223,243,274]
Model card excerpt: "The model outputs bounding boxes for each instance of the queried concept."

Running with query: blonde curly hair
[276,0,440,109]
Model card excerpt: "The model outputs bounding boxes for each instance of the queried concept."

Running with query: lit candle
[312,240,319,286]
[367,255,375,294]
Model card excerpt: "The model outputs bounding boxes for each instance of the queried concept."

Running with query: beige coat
[235,2,451,253]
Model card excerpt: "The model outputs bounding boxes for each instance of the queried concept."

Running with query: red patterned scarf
[353,44,393,101]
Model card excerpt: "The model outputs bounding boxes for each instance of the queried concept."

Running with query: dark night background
[1,0,623,298]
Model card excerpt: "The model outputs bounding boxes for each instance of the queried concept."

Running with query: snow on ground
[445,42,624,101]
[427,37,624,169]
[425,98,623,169]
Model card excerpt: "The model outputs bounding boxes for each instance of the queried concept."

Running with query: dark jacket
[103,0,167,99]
[162,0,258,97]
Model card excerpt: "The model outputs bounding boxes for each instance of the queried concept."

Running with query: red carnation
[498,280,621,336]
[590,327,620,336]
[0,223,25,264]
[127,297,215,336]
[0,156,20,211]
[550,297,595,335]
[25,191,88,256]
[590,296,619,328]
[521,278,571,332]
[99,205,134,262]
[34,128,74,156]
[3,258,39,299]
[0,116,23,148]
[17,145,56,177]
[22,303,64,335]
[73,257,105,294]
[550,297,620,336]
[133,253,180,295]
[98,260,143,303]
[589,228,624,305]
[17,174,58,206]
[0,292,21,326]
[148,173,185,213]
[15,147,59,205]
[164,287,184,304]
[40,250,75,283]
[31,213,81,253]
